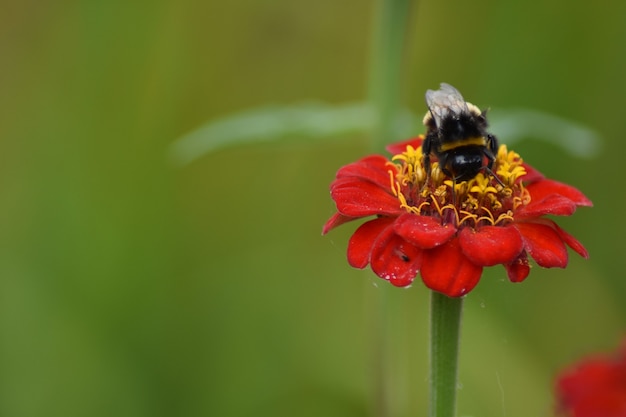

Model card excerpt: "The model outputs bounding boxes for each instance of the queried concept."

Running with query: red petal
[385,136,424,155]
[516,194,578,218]
[546,220,589,259]
[331,178,402,217]
[526,179,593,207]
[336,155,397,189]
[322,212,356,235]
[459,225,523,266]
[556,346,626,416]
[514,222,568,268]
[504,252,530,282]
[420,238,483,297]
[393,213,457,249]
[347,217,394,268]
[369,224,423,287]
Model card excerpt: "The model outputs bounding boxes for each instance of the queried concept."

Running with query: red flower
[323,137,592,297]
[555,339,626,417]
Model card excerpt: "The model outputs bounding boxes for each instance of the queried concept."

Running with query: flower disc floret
[389,141,526,229]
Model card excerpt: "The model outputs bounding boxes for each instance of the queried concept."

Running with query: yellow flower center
[389,140,530,227]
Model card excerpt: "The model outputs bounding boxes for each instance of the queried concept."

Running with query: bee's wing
[425,83,469,127]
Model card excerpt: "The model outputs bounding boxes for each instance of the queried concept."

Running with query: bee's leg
[422,135,433,180]
[486,134,498,169]
[484,149,496,171]
[439,155,453,178]
[419,136,434,196]
[483,136,505,187]
[448,178,457,207]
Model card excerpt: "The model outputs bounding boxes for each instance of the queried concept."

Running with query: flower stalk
[429,291,463,417]
[367,0,412,152]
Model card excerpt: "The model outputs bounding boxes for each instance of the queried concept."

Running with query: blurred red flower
[323,137,592,297]
[556,340,626,417]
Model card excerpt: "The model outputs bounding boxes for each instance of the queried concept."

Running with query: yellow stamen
[458,211,478,226]
[390,139,530,228]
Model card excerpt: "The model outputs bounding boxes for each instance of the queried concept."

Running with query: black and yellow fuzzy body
[422,83,498,182]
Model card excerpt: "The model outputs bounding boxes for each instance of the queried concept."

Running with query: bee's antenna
[483,166,505,187]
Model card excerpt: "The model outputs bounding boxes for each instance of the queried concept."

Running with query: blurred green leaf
[170,103,601,165]
[489,108,603,158]
[170,102,377,165]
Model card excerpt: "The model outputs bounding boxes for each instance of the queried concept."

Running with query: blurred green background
[0,0,623,416]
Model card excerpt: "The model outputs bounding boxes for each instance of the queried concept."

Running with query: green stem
[367,0,413,152]
[429,291,464,417]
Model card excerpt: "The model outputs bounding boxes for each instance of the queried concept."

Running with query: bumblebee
[422,83,498,182]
